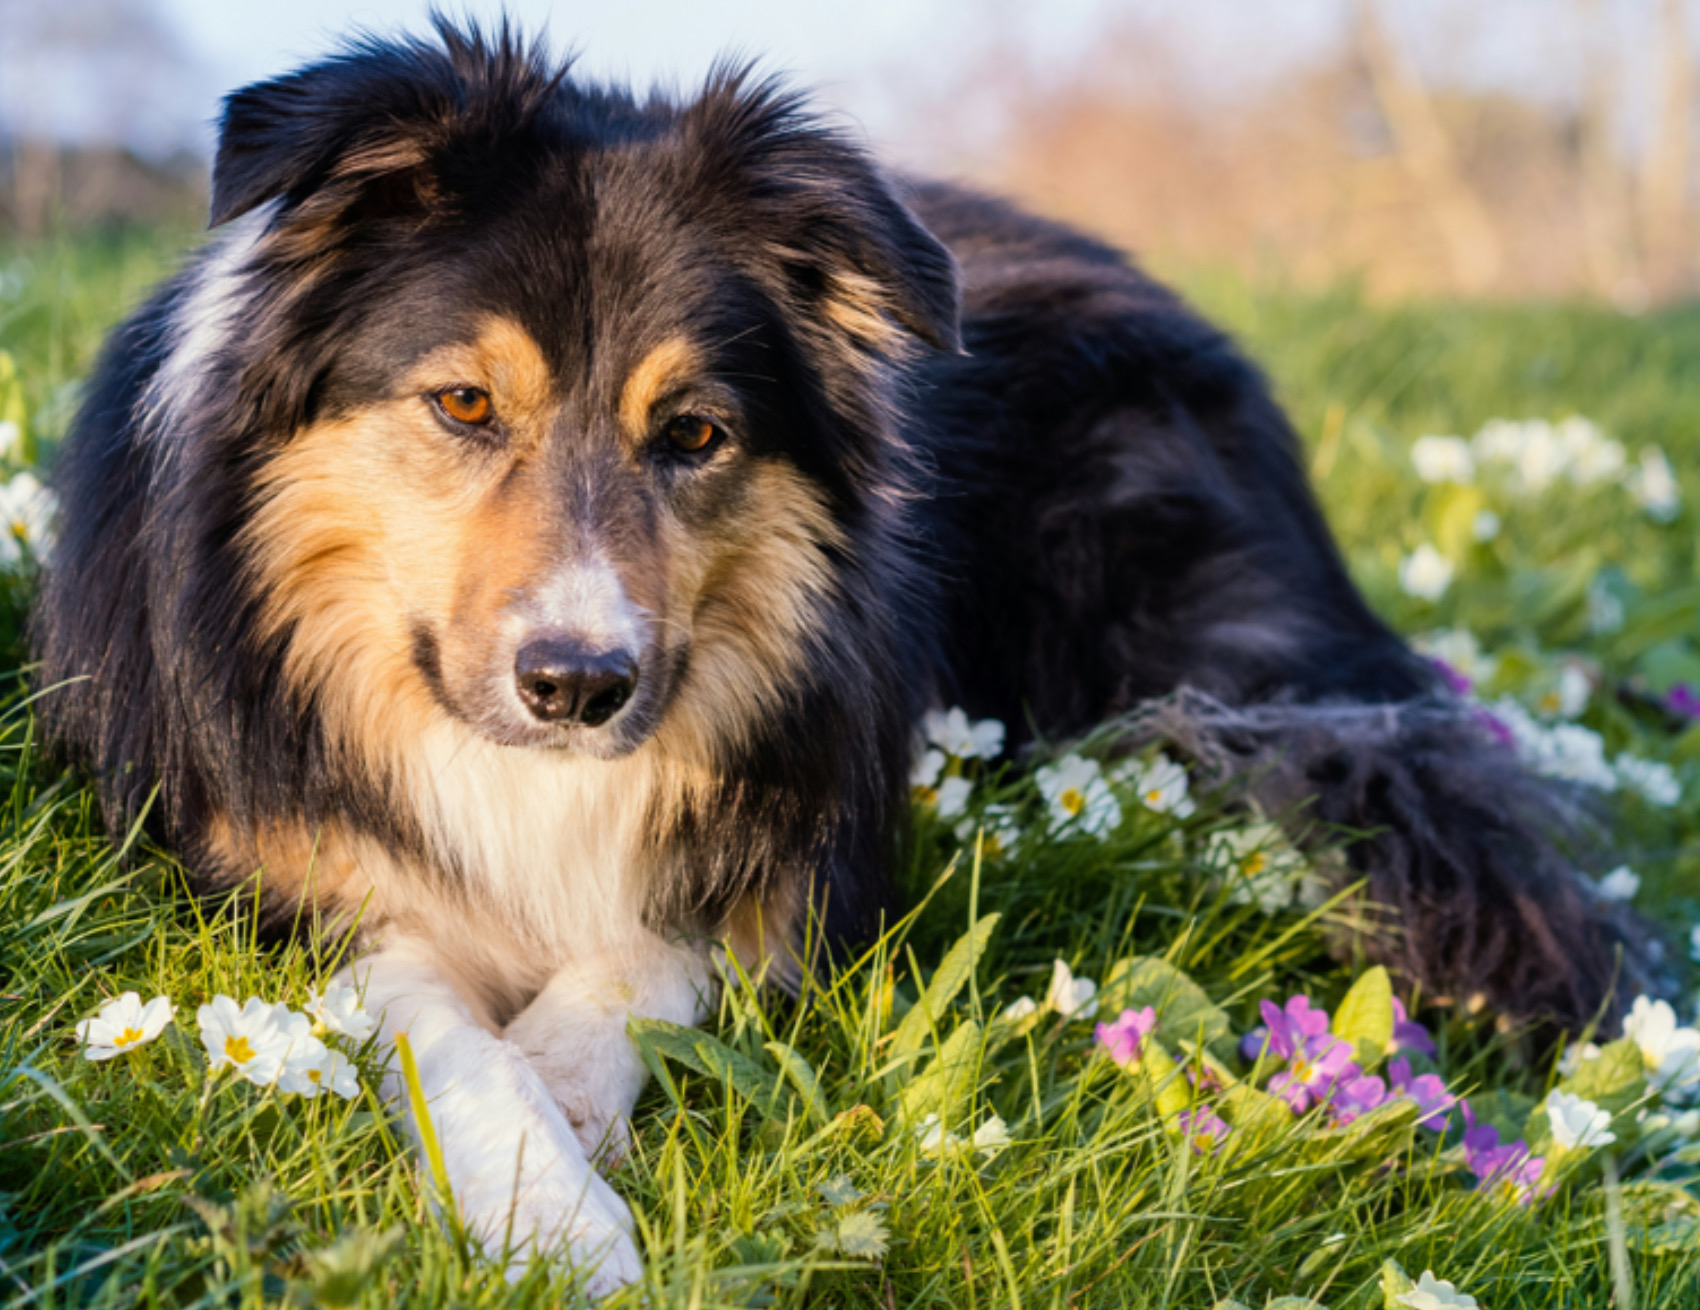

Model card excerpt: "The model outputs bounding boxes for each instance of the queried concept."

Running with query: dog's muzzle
[514,637,638,727]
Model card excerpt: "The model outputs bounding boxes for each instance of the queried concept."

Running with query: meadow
[2,226,1699,1308]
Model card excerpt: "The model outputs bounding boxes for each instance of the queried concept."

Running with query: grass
[2,226,1699,1307]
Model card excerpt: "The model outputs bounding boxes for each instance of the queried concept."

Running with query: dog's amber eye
[435,387,493,426]
[665,414,720,454]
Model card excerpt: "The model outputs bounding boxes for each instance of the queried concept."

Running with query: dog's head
[197,22,958,767]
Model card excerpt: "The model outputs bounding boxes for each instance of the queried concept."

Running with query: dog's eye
[665,414,722,455]
[433,387,493,426]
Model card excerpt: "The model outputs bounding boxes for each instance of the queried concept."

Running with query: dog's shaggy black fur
[33,20,1656,1034]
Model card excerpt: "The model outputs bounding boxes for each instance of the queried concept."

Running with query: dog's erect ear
[209,19,562,228]
[689,69,962,354]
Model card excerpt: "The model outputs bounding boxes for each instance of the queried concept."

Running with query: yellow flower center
[224,1034,256,1064]
[114,1026,145,1048]
[913,785,938,806]
[1061,787,1086,816]
[1241,852,1268,877]
[307,1068,323,1084]
[1539,692,1560,713]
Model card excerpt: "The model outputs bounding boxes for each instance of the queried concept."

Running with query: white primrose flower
[1210,822,1306,914]
[1558,1041,1602,1077]
[1036,754,1121,838]
[1399,543,1454,602]
[922,707,1005,761]
[1000,996,1038,1022]
[198,996,317,1088]
[1415,628,1498,687]
[0,420,21,461]
[910,747,946,791]
[1544,1089,1616,1151]
[1397,1270,1479,1310]
[1595,865,1640,903]
[1411,435,1475,484]
[956,803,1022,859]
[935,775,974,819]
[1472,509,1501,542]
[306,980,375,1042]
[1559,416,1626,486]
[1117,752,1196,818]
[971,1114,1010,1159]
[1622,996,1700,1102]
[1535,664,1590,720]
[1615,752,1680,807]
[915,1113,957,1158]
[1045,959,1099,1021]
[281,1043,362,1100]
[1627,445,1682,522]
[0,471,56,566]
[75,992,175,1060]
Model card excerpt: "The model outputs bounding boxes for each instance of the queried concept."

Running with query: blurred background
[5,0,1700,304]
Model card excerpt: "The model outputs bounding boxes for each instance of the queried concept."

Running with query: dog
[32,20,1658,1292]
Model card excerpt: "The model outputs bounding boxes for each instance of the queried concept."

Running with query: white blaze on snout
[510,556,646,660]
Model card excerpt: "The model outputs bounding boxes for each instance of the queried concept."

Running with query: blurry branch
[1353,0,1502,295]
[1640,0,1695,298]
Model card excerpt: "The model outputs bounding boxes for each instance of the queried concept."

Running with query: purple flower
[1259,995,1354,1113]
[1461,1104,1549,1206]
[1389,1057,1456,1130]
[1390,998,1438,1058]
[1094,1006,1158,1068]
[1429,656,1473,696]
[1668,684,1700,719]
[1327,1070,1388,1125]
[1239,1026,1269,1061]
[1176,1106,1231,1154]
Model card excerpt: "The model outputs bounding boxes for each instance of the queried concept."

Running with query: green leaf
[629,1017,787,1119]
[1098,956,1236,1062]
[898,1020,983,1124]
[889,913,999,1060]
[820,1210,889,1261]
[765,1041,830,1127]
[1331,967,1393,1066]
[1266,1299,1329,1310]
[1139,1041,1193,1119]
[1562,1037,1648,1115]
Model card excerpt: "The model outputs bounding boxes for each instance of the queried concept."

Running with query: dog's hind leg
[347,936,643,1295]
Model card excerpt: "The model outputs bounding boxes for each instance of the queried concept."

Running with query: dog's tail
[1123,687,1670,1032]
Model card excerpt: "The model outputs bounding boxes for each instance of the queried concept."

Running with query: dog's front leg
[504,937,712,1162]
[350,936,643,1293]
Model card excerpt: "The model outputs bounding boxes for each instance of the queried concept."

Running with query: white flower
[305,981,374,1042]
[1559,416,1626,486]
[1399,544,1454,602]
[1036,754,1121,838]
[1535,664,1590,720]
[915,1113,957,1157]
[1622,996,1700,1101]
[1627,445,1682,521]
[1210,823,1305,914]
[1411,435,1475,484]
[0,471,56,566]
[910,747,946,790]
[1544,1089,1616,1151]
[1472,509,1501,542]
[281,1043,361,1099]
[1415,629,1498,687]
[1492,699,1617,790]
[1690,924,1700,964]
[1615,753,1680,806]
[1045,959,1099,1021]
[0,420,20,460]
[1001,996,1038,1022]
[1117,751,1196,818]
[957,803,1022,859]
[1595,865,1640,902]
[935,775,974,819]
[75,992,175,1061]
[1397,1269,1479,1310]
[1558,1041,1602,1077]
[922,707,1005,761]
[971,1114,1010,1159]
[1587,580,1626,635]
[197,996,316,1088]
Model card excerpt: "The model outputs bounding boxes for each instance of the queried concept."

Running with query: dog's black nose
[514,640,638,727]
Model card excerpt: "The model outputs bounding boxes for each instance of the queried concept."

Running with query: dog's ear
[209,19,561,229]
[689,69,962,354]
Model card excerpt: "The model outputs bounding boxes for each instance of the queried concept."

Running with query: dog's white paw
[457,1152,641,1294]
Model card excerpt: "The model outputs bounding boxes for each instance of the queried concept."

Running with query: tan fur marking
[618,338,700,435]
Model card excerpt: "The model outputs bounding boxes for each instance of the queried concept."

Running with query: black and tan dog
[33,20,1654,1290]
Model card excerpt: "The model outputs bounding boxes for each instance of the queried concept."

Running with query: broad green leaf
[1332,967,1393,1064]
[1562,1037,1647,1115]
[1140,1041,1193,1119]
[898,1020,983,1123]
[630,1017,787,1119]
[765,1040,830,1127]
[889,913,1000,1060]
[1099,956,1236,1062]
[1380,1259,1415,1308]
